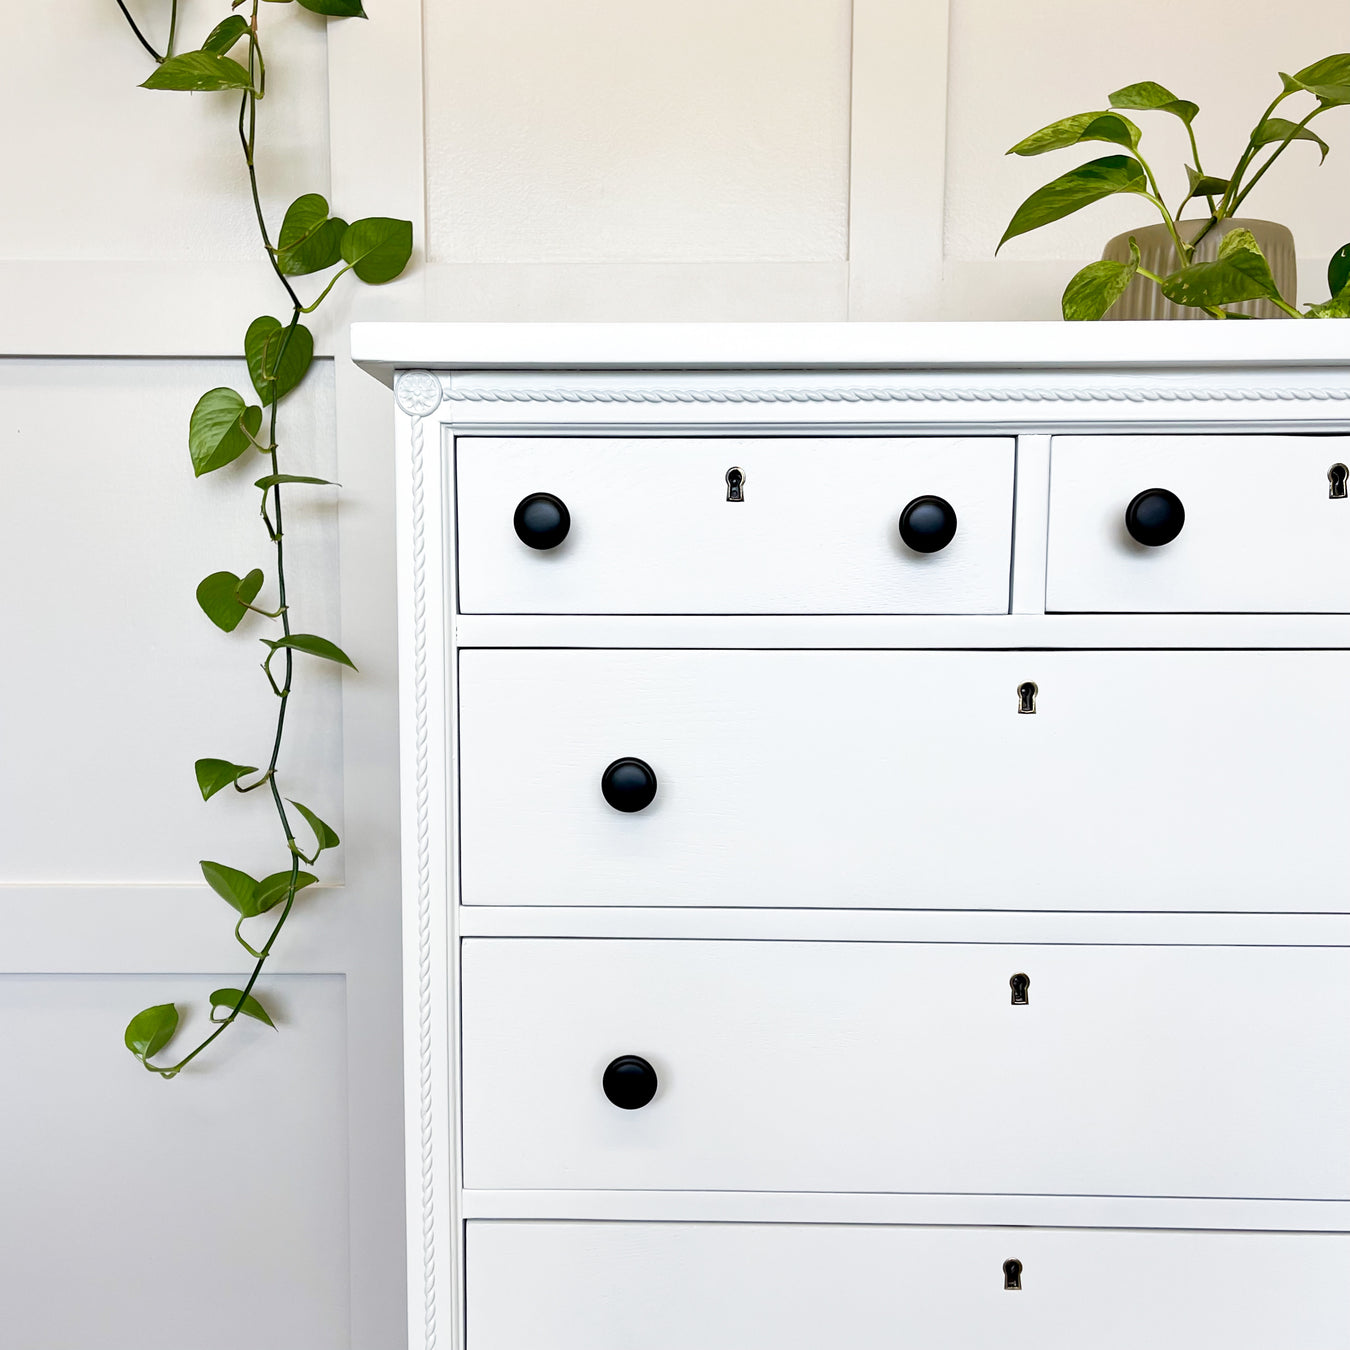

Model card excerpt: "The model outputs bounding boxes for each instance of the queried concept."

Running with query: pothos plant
[997,54,1350,320]
[115,0,413,1076]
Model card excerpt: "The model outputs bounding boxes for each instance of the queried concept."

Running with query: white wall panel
[424,0,853,265]
[946,0,1350,293]
[0,973,350,1350]
[0,1,329,263]
[0,358,343,883]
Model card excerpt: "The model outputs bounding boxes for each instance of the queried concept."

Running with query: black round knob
[603,1055,658,1110]
[513,492,570,550]
[898,495,958,554]
[601,757,658,813]
[1125,488,1185,547]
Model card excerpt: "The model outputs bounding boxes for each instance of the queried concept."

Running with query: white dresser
[355,322,1350,1350]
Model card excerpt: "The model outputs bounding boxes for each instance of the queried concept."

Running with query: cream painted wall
[1,3,1347,1348]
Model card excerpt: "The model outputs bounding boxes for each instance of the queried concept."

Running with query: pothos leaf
[1184,165,1230,201]
[124,1004,179,1060]
[1282,54,1350,106]
[209,988,276,1027]
[1108,80,1199,124]
[298,0,368,16]
[1252,118,1331,163]
[195,758,260,800]
[1159,228,1283,309]
[265,633,358,669]
[244,317,314,406]
[1007,111,1141,157]
[200,860,262,917]
[255,870,319,913]
[1306,276,1350,318]
[255,474,338,489]
[277,195,348,276]
[202,16,249,54]
[196,568,264,632]
[190,389,263,477]
[141,51,255,93]
[1062,237,1141,321]
[290,800,341,853]
[998,155,1149,252]
[340,217,414,284]
[1329,244,1350,301]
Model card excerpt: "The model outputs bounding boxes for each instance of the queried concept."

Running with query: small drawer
[454,436,1014,613]
[461,939,1350,1197]
[468,1221,1350,1350]
[1046,434,1350,612]
[458,649,1350,912]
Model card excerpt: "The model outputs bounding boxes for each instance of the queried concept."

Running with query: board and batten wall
[1,3,1345,1348]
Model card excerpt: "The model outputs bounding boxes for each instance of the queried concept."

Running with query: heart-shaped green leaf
[1184,166,1230,202]
[209,988,276,1027]
[1281,55,1350,107]
[255,870,319,913]
[195,758,260,800]
[340,217,414,284]
[298,0,367,16]
[255,474,337,489]
[998,156,1149,252]
[196,568,264,632]
[1329,244,1350,301]
[1109,81,1199,125]
[190,389,263,477]
[290,800,341,854]
[1160,228,1282,309]
[265,633,357,669]
[200,860,262,917]
[124,1003,179,1060]
[1008,111,1141,157]
[245,316,314,406]
[142,51,255,93]
[202,16,249,54]
[1252,117,1331,163]
[277,194,348,276]
[1062,237,1141,321]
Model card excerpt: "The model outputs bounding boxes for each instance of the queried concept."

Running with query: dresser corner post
[392,367,459,1350]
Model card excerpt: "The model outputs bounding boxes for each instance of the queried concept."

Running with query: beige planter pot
[1101,218,1296,320]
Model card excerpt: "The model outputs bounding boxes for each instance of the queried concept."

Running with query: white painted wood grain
[457,648,1350,911]
[455,436,1014,614]
[467,1221,1350,1349]
[1048,434,1350,611]
[424,0,852,266]
[462,939,1350,1199]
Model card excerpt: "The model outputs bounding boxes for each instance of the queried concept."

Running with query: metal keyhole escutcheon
[1017,682,1038,714]
[1003,1259,1023,1290]
[726,466,745,502]
[1330,464,1348,500]
[1010,973,1030,1005]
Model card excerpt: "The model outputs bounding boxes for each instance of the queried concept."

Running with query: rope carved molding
[114,0,414,1076]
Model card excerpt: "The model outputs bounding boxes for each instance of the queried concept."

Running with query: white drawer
[1046,434,1350,612]
[467,1221,1350,1350]
[461,939,1350,1197]
[458,649,1350,912]
[454,436,1014,613]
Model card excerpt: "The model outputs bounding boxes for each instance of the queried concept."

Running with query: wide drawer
[467,1221,1350,1349]
[458,649,1350,911]
[461,939,1350,1197]
[1046,434,1350,611]
[454,436,1014,613]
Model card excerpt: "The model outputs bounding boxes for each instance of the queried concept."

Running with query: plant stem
[166,0,179,58]
[114,0,162,61]
[1230,104,1325,216]
[1184,122,1218,215]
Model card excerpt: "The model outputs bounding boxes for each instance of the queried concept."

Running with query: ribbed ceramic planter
[1101,218,1296,320]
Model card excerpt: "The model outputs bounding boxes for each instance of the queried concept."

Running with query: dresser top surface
[352,320,1350,385]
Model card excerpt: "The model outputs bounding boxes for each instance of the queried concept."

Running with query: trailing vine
[117,0,412,1076]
